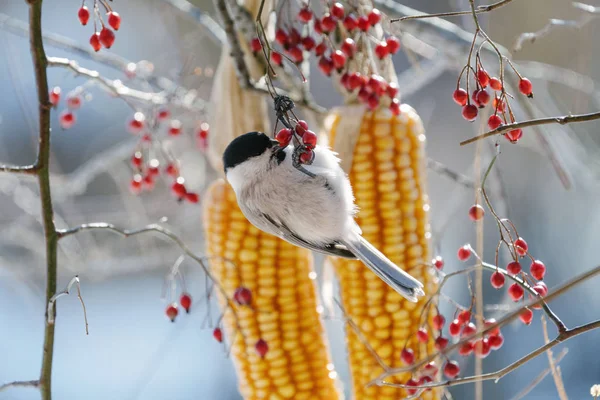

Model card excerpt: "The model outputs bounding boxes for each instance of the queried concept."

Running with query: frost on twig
[47,275,89,335]
[0,380,40,393]
[513,2,600,52]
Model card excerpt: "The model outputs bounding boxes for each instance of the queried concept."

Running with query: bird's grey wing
[261,213,357,259]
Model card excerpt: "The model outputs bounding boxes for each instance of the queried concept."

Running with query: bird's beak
[270,138,279,147]
[270,138,280,151]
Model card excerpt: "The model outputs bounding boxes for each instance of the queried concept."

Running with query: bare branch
[542,317,569,400]
[47,276,89,335]
[514,2,599,52]
[160,0,227,44]
[510,348,568,400]
[427,158,476,189]
[0,164,37,174]
[391,0,514,22]
[460,111,600,146]
[0,380,40,392]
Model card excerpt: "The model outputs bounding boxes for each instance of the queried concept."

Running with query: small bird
[222,131,424,302]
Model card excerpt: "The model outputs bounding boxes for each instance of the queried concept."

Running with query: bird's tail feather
[343,235,424,302]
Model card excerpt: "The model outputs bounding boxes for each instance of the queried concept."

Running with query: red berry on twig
[233,286,252,305]
[490,271,505,289]
[435,336,449,350]
[453,88,468,106]
[171,177,187,198]
[99,27,115,49]
[78,6,90,25]
[416,327,428,343]
[250,37,262,53]
[255,339,269,357]
[343,14,357,31]
[477,68,489,87]
[506,129,523,143]
[331,2,345,19]
[185,193,199,203]
[508,283,524,301]
[374,42,388,59]
[530,260,546,280]
[90,33,102,52]
[506,261,522,274]
[488,114,503,130]
[432,256,444,270]
[107,11,121,30]
[490,77,502,91]
[298,7,313,23]
[468,204,485,221]
[432,314,445,330]
[443,361,460,379]
[401,348,414,364]
[514,237,528,256]
[276,128,292,147]
[59,111,76,129]
[519,78,533,97]
[165,303,178,322]
[386,36,400,54]
[449,319,461,336]
[457,245,471,261]
[462,104,478,121]
[519,308,533,325]
[302,130,318,148]
[213,327,223,342]
[49,87,61,106]
[368,8,382,25]
[180,293,192,313]
[340,38,356,58]
[458,310,471,324]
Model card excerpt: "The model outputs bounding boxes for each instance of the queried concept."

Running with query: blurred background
[1,0,600,399]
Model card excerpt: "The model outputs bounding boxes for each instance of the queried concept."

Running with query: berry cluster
[50,87,85,129]
[252,3,403,115]
[453,59,534,143]
[275,119,317,163]
[77,1,121,51]
[165,292,193,322]
[126,109,208,203]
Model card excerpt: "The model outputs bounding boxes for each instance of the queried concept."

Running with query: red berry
[321,14,337,33]
[66,95,82,110]
[453,88,468,106]
[488,114,503,130]
[358,87,370,103]
[468,204,485,221]
[368,8,382,25]
[49,87,61,106]
[331,50,347,69]
[255,339,269,357]
[343,14,358,31]
[459,341,474,356]
[432,314,445,330]
[318,56,333,76]
[107,11,121,30]
[458,310,471,324]
[302,130,318,148]
[299,149,314,164]
[197,123,209,139]
[462,322,477,338]
[462,104,478,121]
[386,36,401,54]
[374,42,388,59]
[213,327,223,342]
[298,7,313,23]
[157,108,170,120]
[131,151,143,168]
[386,82,399,98]
[130,174,142,194]
[271,52,283,66]
[287,46,304,63]
[423,361,438,375]
[432,256,444,270]
[179,293,192,313]
[508,283,524,301]
[533,281,548,297]
[474,338,491,358]
[530,260,546,280]
[341,38,356,58]
[484,318,501,336]
[90,32,102,52]
[477,68,489,87]
[357,16,370,31]
[416,327,428,343]
[169,120,182,136]
[443,361,460,379]
[419,375,433,388]
[519,78,533,97]
[367,94,379,110]
[99,27,115,49]
[347,73,362,91]
[490,77,502,91]
[457,245,471,261]
[367,74,386,95]
[435,336,449,350]
[165,163,179,177]
[406,378,418,395]
[171,177,187,198]
[275,29,287,45]
[401,348,415,365]
[331,2,345,19]
[59,111,76,129]
[514,237,528,256]
[506,261,522,275]
[449,319,461,336]
[493,97,506,112]
[250,37,262,53]
[506,129,523,143]
[488,334,504,350]
[128,113,145,133]
[185,192,200,203]
[313,19,323,34]
[142,175,154,190]
[301,36,316,51]
[165,303,178,322]
[276,128,292,147]
[296,120,309,134]
[148,159,160,176]
[78,6,90,25]
[476,89,491,106]
[233,286,252,305]
[520,308,533,325]
[314,41,327,56]
[390,98,400,115]
[490,271,505,289]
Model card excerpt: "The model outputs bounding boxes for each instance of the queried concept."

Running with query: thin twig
[391,0,514,22]
[0,164,37,174]
[0,380,40,392]
[47,275,89,335]
[542,316,569,400]
[509,348,568,400]
[460,111,600,146]
[427,158,476,189]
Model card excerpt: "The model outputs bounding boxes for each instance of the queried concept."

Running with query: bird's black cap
[223,131,278,172]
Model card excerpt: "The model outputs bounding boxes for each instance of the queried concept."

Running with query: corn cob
[203,180,342,399]
[326,104,440,399]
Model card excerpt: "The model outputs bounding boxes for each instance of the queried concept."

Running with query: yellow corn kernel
[328,105,440,399]
[203,180,342,400]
